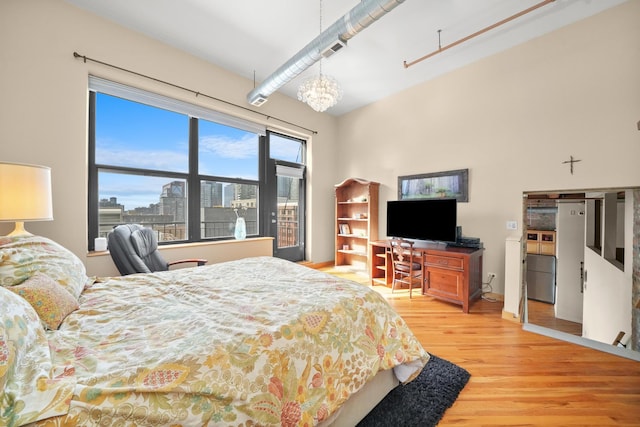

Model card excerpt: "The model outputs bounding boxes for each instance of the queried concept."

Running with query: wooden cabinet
[526,230,556,256]
[335,178,379,272]
[370,241,483,313]
[423,249,483,313]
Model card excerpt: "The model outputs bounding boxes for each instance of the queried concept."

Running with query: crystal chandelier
[297,71,343,112]
[297,0,343,112]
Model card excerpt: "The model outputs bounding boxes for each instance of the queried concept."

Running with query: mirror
[521,187,639,360]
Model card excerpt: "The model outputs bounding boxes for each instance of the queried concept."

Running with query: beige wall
[336,1,640,303]
[1,1,638,297]
[0,0,339,275]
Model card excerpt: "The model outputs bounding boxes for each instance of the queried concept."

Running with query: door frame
[263,132,306,262]
[520,187,640,361]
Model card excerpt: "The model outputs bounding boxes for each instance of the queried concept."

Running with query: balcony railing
[99,220,258,242]
[277,220,298,248]
[99,219,298,247]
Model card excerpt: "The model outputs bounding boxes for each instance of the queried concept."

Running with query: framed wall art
[398,168,469,202]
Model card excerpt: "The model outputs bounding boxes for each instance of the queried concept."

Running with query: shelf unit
[371,247,391,287]
[335,178,379,272]
[526,230,556,256]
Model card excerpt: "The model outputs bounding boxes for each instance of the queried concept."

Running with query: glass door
[265,132,306,262]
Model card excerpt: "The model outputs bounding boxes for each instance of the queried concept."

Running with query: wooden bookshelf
[334,178,379,273]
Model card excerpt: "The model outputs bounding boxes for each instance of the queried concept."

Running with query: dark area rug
[357,354,470,427]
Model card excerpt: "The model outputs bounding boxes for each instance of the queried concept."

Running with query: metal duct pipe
[247,0,407,107]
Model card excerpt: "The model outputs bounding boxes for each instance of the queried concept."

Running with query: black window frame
[87,79,303,251]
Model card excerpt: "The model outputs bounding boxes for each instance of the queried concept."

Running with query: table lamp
[0,162,53,236]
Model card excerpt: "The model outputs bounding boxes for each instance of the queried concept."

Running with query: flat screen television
[386,198,457,243]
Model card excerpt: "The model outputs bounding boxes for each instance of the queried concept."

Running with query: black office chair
[107,224,207,275]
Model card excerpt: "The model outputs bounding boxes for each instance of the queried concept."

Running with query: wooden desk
[370,240,483,313]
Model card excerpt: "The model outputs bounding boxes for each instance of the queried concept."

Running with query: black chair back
[107,224,168,275]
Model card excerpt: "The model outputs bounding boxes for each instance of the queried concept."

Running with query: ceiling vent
[321,39,346,58]
[249,94,268,107]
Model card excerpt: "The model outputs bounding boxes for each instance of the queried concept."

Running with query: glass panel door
[277,174,300,247]
[270,162,305,261]
[266,132,305,262]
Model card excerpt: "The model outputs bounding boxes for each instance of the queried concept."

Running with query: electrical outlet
[488,272,496,280]
[506,221,518,230]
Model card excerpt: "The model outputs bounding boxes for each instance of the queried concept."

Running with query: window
[270,133,304,163]
[586,192,625,270]
[88,77,275,249]
[586,198,603,255]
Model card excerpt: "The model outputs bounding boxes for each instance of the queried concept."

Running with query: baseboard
[523,323,640,362]
[501,309,521,323]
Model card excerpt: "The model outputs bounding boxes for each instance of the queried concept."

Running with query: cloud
[99,174,177,210]
[199,134,257,159]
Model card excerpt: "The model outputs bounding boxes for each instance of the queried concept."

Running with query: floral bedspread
[32,256,429,426]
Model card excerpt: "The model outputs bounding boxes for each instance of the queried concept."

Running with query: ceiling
[63,0,625,116]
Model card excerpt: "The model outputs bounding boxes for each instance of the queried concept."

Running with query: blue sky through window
[96,93,262,210]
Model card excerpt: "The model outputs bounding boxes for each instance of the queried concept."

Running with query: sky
[96,93,300,210]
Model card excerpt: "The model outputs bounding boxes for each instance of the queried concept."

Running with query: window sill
[87,236,273,256]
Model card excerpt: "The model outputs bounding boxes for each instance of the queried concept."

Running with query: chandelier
[297,72,343,112]
[297,0,343,112]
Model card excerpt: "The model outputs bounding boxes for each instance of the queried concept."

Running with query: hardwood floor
[320,267,640,426]
[527,299,583,336]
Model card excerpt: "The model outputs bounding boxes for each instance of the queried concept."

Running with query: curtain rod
[72,52,317,135]
[403,0,555,68]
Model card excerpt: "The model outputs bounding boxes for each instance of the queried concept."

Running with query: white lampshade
[0,162,53,236]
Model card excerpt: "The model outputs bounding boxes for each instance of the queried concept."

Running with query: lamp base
[7,221,33,237]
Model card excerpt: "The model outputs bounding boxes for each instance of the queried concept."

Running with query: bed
[0,235,430,427]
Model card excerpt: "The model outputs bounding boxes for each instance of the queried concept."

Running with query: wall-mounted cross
[562,155,582,175]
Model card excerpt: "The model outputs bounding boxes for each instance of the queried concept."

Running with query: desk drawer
[425,269,461,299]
[424,254,463,270]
